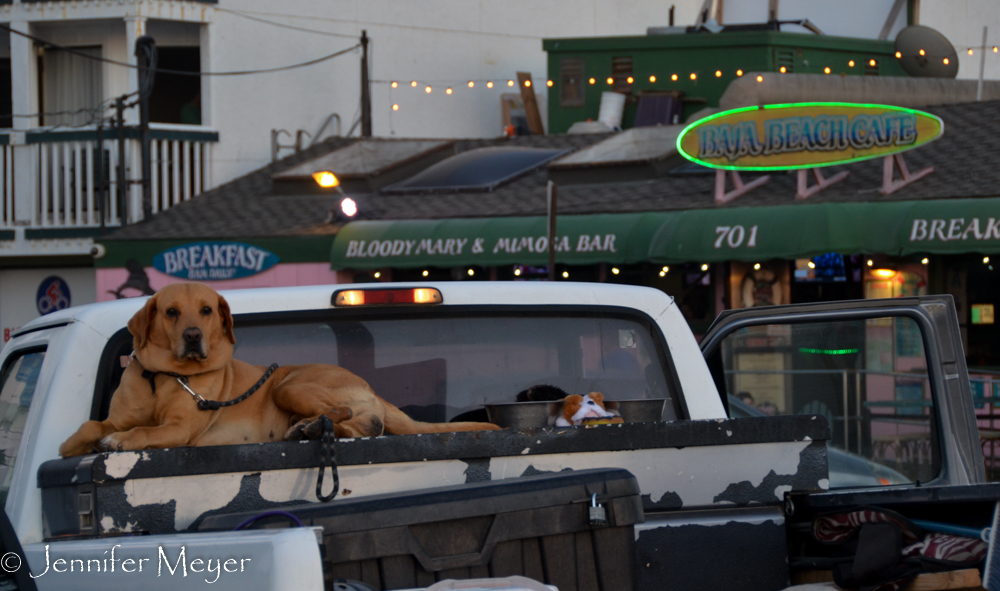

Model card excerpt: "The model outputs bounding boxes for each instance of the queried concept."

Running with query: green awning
[649,198,1000,263]
[330,214,667,269]
[330,198,1000,269]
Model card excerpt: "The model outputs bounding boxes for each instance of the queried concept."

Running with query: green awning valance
[330,214,668,269]
[330,198,1000,269]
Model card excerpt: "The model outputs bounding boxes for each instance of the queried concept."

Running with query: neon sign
[677,102,944,171]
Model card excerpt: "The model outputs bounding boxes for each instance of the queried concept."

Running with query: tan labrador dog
[59,283,500,457]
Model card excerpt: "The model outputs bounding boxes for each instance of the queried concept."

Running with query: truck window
[0,350,45,505]
[718,317,937,487]
[232,312,678,422]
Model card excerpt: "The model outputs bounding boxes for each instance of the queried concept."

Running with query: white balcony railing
[0,123,218,231]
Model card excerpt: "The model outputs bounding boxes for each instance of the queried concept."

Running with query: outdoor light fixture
[392,104,399,111]
[468,81,475,88]
[754,263,761,270]
[391,81,398,88]
[659,271,666,277]
[514,268,522,276]
[715,70,722,77]
[671,74,678,81]
[562,271,569,278]
[807,261,816,269]
[446,87,453,94]
[756,75,764,82]
[313,171,339,188]
[467,269,475,276]
[896,52,902,58]
[662,266,669,273]
[994,46,998,53]
[867,259,874,266]
[690,73,697,80]
[411,81,417,87]
[340,197,358,217]
[824,67,831,74]
[627,76,634,84]
[422,270,429,277]
[872,268,896,278]
[921,258,929,265]
[700,263,709,272]
[969,49,975,55]
[944,58,950,65]
[547,80,553,87]
[508,80,515,87]
[425,86,432,93]
[869,59,877,66]
[612,267,620,275]
[589,78,596,85]
[487,81,493,88]
[985,257,991,264]
[736,70,743,76]
[374,272,381,279]
[606,77,614,85]
[849,60,855,67]
[524,80,531,87]
[779,66,787,73]
[919,49,926,56]
[649,75,657,82]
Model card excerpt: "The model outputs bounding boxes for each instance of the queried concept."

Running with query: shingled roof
[104,99,1000,242]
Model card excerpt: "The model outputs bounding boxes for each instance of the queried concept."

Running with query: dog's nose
[183,327,203,343]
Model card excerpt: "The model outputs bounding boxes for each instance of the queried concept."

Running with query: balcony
[0,123,218,245]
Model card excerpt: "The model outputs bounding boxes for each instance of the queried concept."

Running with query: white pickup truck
[0,282,989,591]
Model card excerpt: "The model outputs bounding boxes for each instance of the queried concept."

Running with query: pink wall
[97,263,341,302]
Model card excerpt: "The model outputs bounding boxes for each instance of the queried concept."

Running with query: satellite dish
[895,25,959,78]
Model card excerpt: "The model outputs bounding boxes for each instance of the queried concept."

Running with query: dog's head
[561,392,611,424]
[127,282,235,374]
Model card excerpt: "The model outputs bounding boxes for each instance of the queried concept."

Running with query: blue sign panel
[36,276,71,315]
[153,242,280,281]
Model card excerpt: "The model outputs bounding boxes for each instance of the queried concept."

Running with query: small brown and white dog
[550,393,622,427]
[59,282,499,457]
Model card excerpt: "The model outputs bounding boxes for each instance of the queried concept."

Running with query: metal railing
[0,123,218,230]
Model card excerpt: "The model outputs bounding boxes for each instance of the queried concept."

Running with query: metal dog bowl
[485,398,667,429]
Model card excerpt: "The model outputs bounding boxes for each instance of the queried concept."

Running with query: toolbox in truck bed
[199,468,644,591]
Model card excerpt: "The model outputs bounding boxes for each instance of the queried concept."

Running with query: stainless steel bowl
[484,398,667,429]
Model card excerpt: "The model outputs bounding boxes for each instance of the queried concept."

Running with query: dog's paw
[283,417,326,441]
[99,432,138,452]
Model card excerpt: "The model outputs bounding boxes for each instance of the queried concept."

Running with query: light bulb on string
[487,81,493,88]
[468,81,475,88]
[411,81,418,87]
[507,80,514,87]
[392,104,399,111]
[446,87,452,94]
[547,80,553,87]
[425,85,432,93]
[671,74,678,81]
[649,75,657,82]
[391,81,398,88]
[524,79,531,87]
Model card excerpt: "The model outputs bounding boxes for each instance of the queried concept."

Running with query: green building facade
[543,31,909,133]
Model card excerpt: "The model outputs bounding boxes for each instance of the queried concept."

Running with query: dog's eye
[165,308,179,318]
[201,306,212,316]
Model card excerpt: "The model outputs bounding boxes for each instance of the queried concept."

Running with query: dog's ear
[588,392,605,408]
[127,294,158,349]
[217,293,235,344]
[562,394,583,419]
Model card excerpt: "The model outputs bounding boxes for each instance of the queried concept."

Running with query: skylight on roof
[381,147,568,193]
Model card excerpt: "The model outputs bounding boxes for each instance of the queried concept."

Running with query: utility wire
[205,7,546,40]
[212,6,361,39]
[0,23,361,76]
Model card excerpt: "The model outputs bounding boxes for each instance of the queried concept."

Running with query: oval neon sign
[677,102,944,171]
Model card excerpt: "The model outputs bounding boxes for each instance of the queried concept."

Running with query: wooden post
[547,180,557,281]
[517,72,545,136]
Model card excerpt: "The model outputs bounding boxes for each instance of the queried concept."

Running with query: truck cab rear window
[0,350,45,505]
[232,312,677,423]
